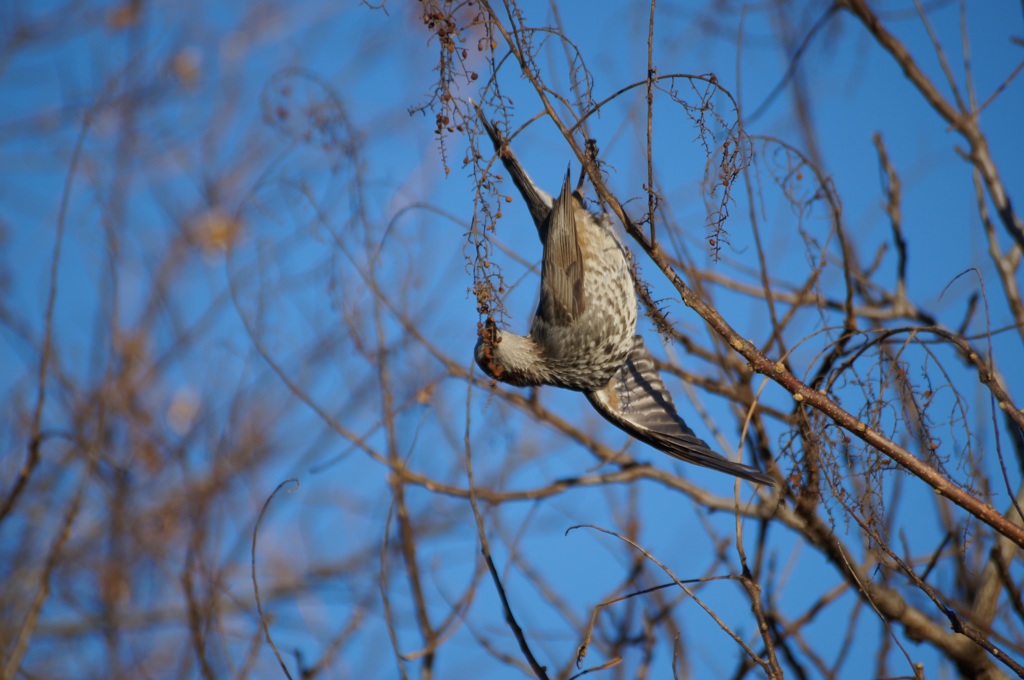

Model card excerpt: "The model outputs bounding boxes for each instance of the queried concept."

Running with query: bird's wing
[538,170,586,324]
[586,336,774,485]
[474,104,553,238]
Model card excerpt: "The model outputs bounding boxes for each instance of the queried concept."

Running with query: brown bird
[474,106,772,485]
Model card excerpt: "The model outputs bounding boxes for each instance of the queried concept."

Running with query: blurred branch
[842,0,1024,251]
[0,111,92,525]
[252,479,300,680]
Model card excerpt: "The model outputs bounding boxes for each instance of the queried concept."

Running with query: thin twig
[251,479,300,680]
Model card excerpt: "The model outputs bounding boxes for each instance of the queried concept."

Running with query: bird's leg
[575,138,600,196]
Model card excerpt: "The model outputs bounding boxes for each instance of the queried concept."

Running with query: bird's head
[474,317,505,381]
[474,319,543,387]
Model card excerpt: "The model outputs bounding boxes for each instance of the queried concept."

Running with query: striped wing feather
[586,336,773,485]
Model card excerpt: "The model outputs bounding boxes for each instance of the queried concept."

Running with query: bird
[473,105,773,486]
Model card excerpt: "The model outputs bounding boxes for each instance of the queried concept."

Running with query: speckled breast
[530,214,637,392]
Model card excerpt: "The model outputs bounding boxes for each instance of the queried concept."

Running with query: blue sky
[1,1,1022,678]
